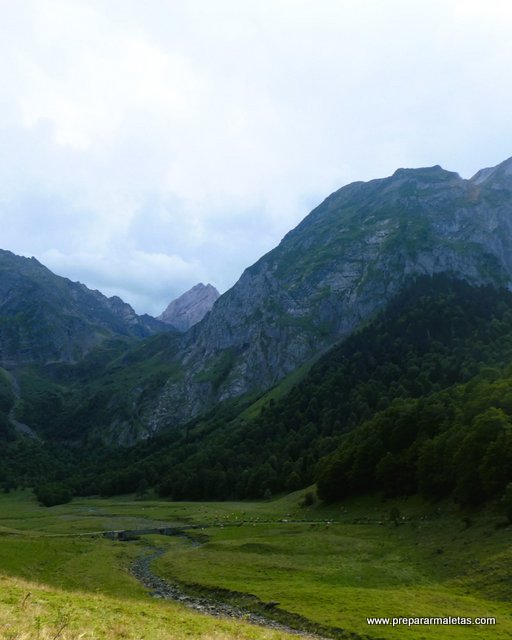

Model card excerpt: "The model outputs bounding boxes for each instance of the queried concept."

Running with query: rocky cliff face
[0,250,169,365]
[143,157,512,431]
[158,283,220,331]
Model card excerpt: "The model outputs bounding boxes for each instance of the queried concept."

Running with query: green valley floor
[0,490,510,639]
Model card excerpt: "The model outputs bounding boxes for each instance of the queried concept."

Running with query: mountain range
[2,156,512,505]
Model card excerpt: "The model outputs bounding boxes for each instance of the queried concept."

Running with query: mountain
[158,283,220,331]
[5,157,512,506]
[58,274,512,501]
[140,157,512,431]
[6,157,512,444]
[0,249,170,365]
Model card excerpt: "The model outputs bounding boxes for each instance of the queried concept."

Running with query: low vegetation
[0,573,293,640]
[0,490,510,639]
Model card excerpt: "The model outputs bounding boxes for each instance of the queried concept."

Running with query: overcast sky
[1,0,512,315]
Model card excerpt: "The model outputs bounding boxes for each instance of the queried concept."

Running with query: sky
[1,0,512,315]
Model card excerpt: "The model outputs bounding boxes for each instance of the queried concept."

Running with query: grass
[0,490,510,638]
[149,494,512,640]
[0,492,302,639]
[0,574,294,640]
[0,535,145,598]
[152,522,511,639]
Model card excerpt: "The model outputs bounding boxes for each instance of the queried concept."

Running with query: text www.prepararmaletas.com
[367,616,496,627]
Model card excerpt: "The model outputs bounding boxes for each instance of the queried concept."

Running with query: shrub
[34,483,72,507]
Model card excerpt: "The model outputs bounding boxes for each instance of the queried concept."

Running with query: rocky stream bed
[128,542,366,640]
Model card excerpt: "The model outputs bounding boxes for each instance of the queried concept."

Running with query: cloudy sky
[1,0,512,315]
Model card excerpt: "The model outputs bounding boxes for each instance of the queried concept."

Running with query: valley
[1,158,512,638]
[0,490,510,639]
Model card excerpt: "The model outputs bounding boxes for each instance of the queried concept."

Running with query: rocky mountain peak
[158,282,220,331]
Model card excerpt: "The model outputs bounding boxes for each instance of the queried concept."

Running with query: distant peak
[158,282,220,331]
[191,282,217,292]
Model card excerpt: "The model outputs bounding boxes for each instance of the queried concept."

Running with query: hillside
[5,159,512,444]
[24,274,512,506]
[137,157,512,433]
[0,249,171,366]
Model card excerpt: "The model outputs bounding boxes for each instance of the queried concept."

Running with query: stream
[130,543,334,638]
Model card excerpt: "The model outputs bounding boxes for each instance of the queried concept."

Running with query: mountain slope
[0,250,170,365]
[56,275,512,500]
[143,158,512,431]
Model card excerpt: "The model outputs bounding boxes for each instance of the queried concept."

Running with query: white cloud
[14,1,205,151]
[1,1,512,313]
[41,247,204,317]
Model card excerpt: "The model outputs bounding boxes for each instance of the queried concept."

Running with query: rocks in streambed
[130,548,328,637]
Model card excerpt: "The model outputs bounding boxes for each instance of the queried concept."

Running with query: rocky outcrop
[143,157,512,431]
[0,250,170,365]
[158,283,220,331]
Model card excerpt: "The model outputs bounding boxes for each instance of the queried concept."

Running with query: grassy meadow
[0,490,510,639]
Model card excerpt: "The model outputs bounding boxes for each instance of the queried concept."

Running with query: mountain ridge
[140,157,512,433]
[4,157,512,444]
[0,249,171,365]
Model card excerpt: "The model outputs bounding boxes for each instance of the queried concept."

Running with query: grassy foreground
[0,490,510,639]
[0,573,293,640]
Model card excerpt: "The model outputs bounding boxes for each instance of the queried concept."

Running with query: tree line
[23,274,512,507]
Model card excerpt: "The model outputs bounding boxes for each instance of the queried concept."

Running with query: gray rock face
[158,283,220,331]
[142,156,512,432]
[0,250,170,365]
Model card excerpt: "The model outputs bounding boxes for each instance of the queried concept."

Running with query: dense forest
[9,274,510,508]
[316,374,512,506]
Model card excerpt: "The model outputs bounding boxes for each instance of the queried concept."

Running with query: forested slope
[37,275,512,505]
